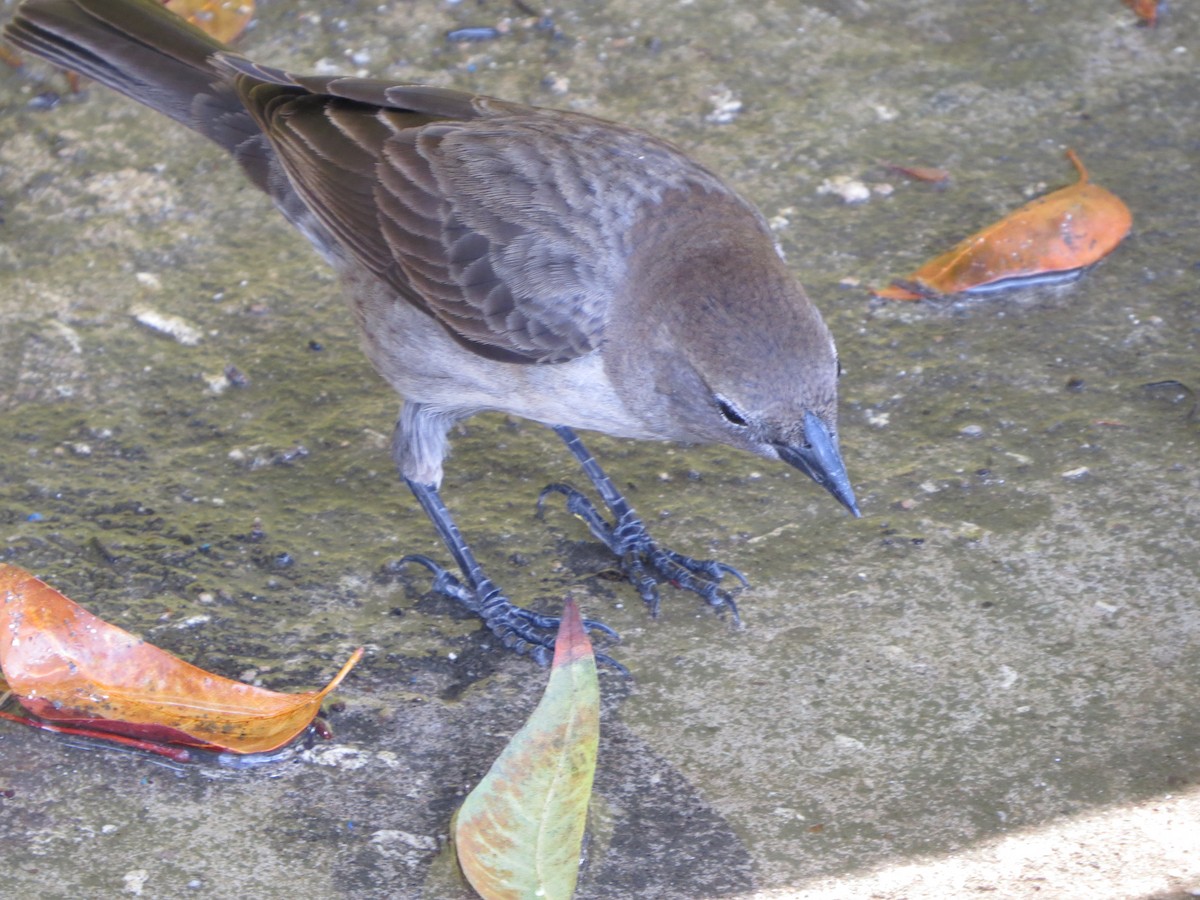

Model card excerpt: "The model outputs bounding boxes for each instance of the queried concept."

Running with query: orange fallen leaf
[874,150,1132,301]
[882,161,952,186]
[163,0,255,43]
[0,564,361,757]
[1122,0,1160,25]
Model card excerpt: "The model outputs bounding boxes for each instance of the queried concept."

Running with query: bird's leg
[400,477,621,667]
[539,425,748,622]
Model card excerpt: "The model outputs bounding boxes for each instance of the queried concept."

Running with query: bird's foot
[399,554,625,671]
[537,483,748,623]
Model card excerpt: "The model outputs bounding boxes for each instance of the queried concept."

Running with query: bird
[5,0,859,665]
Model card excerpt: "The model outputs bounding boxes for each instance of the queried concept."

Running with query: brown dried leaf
[0,564,360,755]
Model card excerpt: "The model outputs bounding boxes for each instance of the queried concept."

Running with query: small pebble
[446,26,499,42]
[817,175,871,204]
[705,87,743,125]
[542,73,570,95]
[28,91,61,110]
[131,306,202,346]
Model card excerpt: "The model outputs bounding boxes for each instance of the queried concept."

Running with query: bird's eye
[716,396,749,428]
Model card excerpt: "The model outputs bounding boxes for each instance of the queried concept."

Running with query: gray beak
[776,411,861,517]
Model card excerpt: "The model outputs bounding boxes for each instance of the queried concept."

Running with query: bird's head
[609,197,860,516]
[680,287,860,518]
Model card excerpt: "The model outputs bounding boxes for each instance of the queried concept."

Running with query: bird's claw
[538,483,746,624]
[397,554,625,671]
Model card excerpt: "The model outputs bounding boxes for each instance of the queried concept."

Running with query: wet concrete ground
[0,1,1197,897]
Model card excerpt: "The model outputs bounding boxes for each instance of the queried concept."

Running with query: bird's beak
[775,411,861,517]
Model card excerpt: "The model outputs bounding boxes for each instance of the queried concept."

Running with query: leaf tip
[552,599,594,669]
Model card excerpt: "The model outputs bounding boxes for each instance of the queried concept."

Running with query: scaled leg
[401,478,621,667]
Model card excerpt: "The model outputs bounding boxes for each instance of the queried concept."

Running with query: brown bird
[5,0,859,665]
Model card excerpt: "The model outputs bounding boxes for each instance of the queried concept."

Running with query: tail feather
[5,0,255,155]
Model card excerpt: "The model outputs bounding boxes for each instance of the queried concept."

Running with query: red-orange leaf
[163,0,255,43]
[0,564,360,755]
[882,161,952,186]
[1122,0,1159,26]
[874,150,1132,301]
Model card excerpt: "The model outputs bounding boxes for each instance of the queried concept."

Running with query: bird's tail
[4,0,258,156]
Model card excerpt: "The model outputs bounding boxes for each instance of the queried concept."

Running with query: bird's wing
[220,58,680,364]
